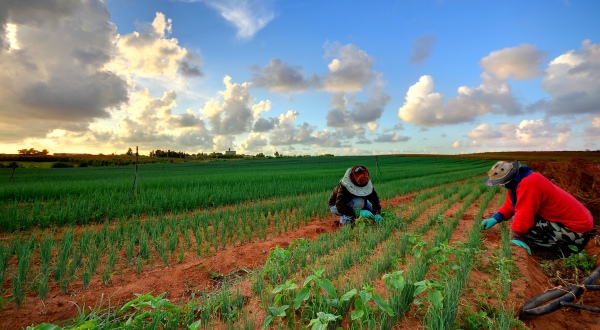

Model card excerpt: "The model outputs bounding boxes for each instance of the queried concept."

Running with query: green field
[0,155,591,329]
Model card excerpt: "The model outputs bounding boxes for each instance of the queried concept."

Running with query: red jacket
[498,172,594,234]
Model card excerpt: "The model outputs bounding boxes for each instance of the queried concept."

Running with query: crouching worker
[481,160,595,255]
[328,165,383,225]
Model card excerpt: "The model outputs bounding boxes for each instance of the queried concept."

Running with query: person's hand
[359,210,374,219]
[481,218,498,230]
[510,239,532,255]
[374,214,384,224]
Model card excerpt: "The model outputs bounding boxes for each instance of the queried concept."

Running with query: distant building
[225,148,236,156]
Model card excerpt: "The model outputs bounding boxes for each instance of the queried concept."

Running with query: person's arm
[510,186,542,236]
[497,190,515,221]
[328,185,338,206]
[335,186,355,216]
[368,189,382,214]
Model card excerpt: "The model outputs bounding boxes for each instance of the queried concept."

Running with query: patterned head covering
[484,160,520,186]
[340,166,374,196]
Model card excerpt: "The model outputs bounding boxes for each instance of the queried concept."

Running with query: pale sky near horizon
[1,0,599,156]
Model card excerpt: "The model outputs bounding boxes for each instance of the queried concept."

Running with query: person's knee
[349,198,365,210]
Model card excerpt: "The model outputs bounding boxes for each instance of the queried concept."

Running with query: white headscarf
[340,167,373,196]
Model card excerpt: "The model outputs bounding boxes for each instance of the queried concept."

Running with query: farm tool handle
[519,265,600,318]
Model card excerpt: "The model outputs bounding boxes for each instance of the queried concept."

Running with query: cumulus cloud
[249,58,316,92]
[200,76,257,135]
[201,0,274,40]
[480,44,547,80]
[326,81,390,127]
[112,89,212,148]
[398,73,523,126]
[466,119,571,150]
[410,35,436,64]
[397,75,444,125]
[539,40,600,116]
[583,116,600,139]
[322,43,375,92]
[0,0,128,143]
[241,131,268,151]
[452,141,462,148]
[253,117,278,132]
[373,132,410,143]
[467,123,503,140]
[263,110,343,148]
[110,12,202,78]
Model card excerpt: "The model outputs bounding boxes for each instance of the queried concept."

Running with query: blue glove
[481,218,497,230]
[359,210,374,219]
[510,240,532,255]
[374,214,383,224]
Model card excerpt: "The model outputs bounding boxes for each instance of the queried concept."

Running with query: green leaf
[428,290,444,307]
[294,287,310,309]
[359,290,372,304]
[351,309,364,320]
[340,289,357,302]
[373,294,394,316]
[269,305,288,317]
[72,320,100,330]
[261,315,274,330]
[320,279,337,297]
[413,280,428,297]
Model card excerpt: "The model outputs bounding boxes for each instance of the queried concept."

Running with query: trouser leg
[524,215,596,252]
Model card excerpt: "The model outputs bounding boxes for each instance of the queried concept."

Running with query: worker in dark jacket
[481,160,595,255]
[328,165,382,225]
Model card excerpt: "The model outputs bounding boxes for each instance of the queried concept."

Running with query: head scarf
[340,167,373,196]
[509,166,532,207]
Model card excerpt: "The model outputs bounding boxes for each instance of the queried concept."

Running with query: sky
[1,0,599,157]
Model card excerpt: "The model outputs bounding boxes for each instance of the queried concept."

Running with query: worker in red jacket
[481,160,595,255]
[328,165,382,225]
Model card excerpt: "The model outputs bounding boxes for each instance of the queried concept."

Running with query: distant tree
[17,148,48,155]
[8,161,21,182]
[126,147,133,156]
[274,151,280,158]
[255,153,265,158]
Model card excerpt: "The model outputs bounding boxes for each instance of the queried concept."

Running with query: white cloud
[480,44,547,80]
[466,119,571,150]
[202,0,274,41]
[109,12,202,78]
[583,116,600,139]
[452,141,462,148]
[540,40,600,116]
[241,131,268,152]
[467,123,503,140]
[373,132,410,143]
[249,59,315,92]
[397,75,444,125]
[322,43,375,92]
[326,79,390,127]
[398,73,523,126]
[0,0,128,143]
[200,76,256,135]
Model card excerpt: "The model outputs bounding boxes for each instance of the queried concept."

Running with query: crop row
[25,172,525,329]
[0,157,492,230]
[0,159,493,313]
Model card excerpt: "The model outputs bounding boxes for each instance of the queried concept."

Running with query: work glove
[510,239,532,255]
[481,218,498,230]
[374,214,384,224]
[359,210,374,219]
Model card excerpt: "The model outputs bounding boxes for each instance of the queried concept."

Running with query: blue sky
[1,0,599,156]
